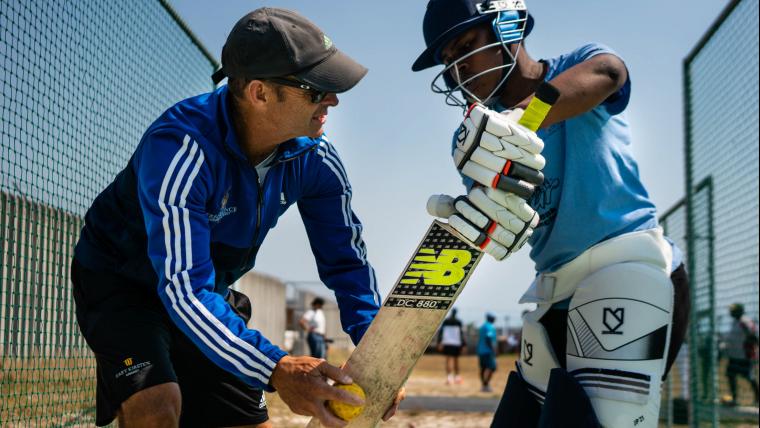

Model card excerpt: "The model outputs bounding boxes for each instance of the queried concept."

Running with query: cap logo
[323,34,333,50]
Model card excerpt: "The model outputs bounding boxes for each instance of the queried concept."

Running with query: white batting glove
[427,187,539,261]
[454,104,545,199]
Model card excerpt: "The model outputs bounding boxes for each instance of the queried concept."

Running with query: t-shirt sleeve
[569,43,631,116]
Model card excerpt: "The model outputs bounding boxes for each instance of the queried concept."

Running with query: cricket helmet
[412,0,534,108]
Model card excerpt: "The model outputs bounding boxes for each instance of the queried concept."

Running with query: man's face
[440,24,506,103]
[269,83,339,139]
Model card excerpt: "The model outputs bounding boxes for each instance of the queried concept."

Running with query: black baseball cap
[212,8,368,93]
[412,0,533,72]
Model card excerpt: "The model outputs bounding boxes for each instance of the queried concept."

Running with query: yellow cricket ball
[328,383,366,421]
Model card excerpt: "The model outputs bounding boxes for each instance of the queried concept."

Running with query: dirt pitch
[265,353,515,427]
[264,352,758,427]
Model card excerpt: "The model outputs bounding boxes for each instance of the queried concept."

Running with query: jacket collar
[218,86,318,164]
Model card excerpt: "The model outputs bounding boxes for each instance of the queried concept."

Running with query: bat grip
[518,82,560,132]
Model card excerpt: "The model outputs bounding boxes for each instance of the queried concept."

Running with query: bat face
[385,222,481,312]
[307,221,482,428]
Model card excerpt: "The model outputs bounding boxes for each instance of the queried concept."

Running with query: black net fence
[1,0,216,424]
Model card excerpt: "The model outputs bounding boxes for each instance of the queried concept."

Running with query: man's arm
[137,131,360,426]
[136,131,287,390]
[517,53,628,128]
[297,137,382,344]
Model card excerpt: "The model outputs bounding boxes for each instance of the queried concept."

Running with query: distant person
[722,303,759,406]
[506,332,519,354]
[300,298,327,359]
[438,308,467,385]
[477,313,498,392]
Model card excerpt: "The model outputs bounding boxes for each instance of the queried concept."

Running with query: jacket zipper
[240,168,263,266]
[243,144,317,263]
[255,172,263,240]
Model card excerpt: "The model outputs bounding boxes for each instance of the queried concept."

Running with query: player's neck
[498,48,546,109]
[229,96,283,166]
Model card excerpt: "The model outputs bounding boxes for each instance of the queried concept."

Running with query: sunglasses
[265,77,329,103]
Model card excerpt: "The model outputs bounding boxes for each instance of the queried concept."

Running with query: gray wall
[235,271,287,348]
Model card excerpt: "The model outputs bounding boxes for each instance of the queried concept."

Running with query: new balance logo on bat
[400,248,472,286]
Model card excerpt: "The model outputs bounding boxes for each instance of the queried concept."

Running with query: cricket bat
[306,82,559,428]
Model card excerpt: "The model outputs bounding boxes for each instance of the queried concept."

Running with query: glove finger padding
[427,194,510,260]
[465,105,544,154]
[466,187,535,234]
[483,187,538,224]
[449,215,509,260]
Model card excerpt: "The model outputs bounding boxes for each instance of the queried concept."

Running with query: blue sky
[171,0,730,327]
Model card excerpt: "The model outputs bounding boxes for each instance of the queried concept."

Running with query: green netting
[1,0,216,424]
[684,0,759,425]
[688,180,718,427]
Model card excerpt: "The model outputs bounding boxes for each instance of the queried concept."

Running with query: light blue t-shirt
[477,321,497,355]
[458,43,683,274]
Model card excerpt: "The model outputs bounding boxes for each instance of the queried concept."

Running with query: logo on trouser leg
[115,357,152,379]
[259,393,267,409]
[523,340,533,366]
[602,307,624,335]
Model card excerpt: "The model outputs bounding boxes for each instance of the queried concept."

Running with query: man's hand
[454,104,545,199]
[427,186,538,260]
[270,355,364,427]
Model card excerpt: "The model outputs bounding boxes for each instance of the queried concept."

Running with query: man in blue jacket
[71,8,394,427]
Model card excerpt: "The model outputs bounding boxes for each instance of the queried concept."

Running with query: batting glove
[454,104,545,199]
[427,186,539,261]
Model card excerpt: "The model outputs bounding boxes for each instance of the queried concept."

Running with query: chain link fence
[2,0,759,427]
[0,0,217,424]
[659,0,760,426]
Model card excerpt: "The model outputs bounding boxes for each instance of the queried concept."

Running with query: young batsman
[413,1,690,426]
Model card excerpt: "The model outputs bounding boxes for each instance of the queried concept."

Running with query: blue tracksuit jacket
[74,85,381,390]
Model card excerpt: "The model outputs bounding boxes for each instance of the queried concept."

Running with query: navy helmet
[412,0,534,107]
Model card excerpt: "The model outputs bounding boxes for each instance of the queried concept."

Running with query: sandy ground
[264,352,759,428]
[265,353,516,427]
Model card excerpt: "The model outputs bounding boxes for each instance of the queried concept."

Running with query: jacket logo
[208,188,237,223]
[280,192,287,205]
[400,248,472,286]
[124,357,133,367]
[602,307,625,335]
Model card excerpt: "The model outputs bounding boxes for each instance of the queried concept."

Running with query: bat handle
[518,82,560,132]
